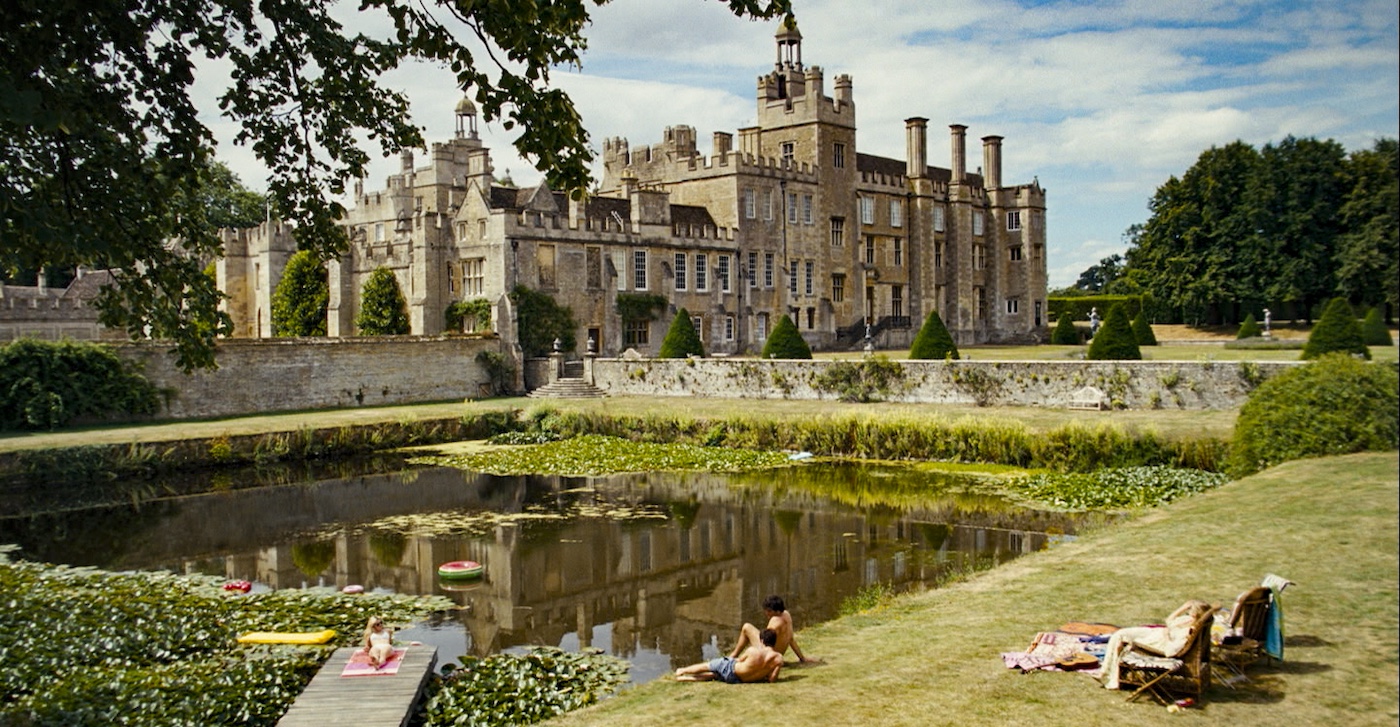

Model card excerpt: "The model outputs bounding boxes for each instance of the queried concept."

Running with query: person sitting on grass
[676,628,784,683]
[730,594,819,664]
[362,616,395,669]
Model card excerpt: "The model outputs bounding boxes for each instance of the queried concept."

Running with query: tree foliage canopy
[271,251,328,337]
[1119,136,1397,324]
[0,0,789,370]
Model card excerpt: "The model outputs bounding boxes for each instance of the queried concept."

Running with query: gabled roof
[855,153,983,186]
[670,205,716,228]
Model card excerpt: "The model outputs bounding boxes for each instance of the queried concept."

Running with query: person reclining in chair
[1096,600,1211,690]
[676,628,784,683]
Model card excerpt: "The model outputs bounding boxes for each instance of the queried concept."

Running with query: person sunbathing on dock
[362,616,395,668]
[730,595,819,664]
[676,628,783,683]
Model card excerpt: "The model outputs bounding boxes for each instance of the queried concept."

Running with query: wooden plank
[278,646,438,727]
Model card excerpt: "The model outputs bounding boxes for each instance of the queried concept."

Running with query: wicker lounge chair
[1213,586,1273,686]
[1119,605,1219,705]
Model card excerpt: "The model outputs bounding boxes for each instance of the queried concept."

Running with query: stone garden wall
[116,336,501,420]
[589,357,1298,410]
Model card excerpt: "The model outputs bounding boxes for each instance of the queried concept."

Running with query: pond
[0,459,1108,684]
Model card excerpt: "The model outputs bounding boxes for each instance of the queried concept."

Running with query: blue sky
[204,0,1399,287]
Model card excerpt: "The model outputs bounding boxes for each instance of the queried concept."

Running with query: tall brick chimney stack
[905,118,928,179]
[982,135,1003,189]
[950,124,967,183]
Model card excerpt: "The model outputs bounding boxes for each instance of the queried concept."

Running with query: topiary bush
[761,315,811,359]
[658,308,705,358]
[1228,354,1398,477]
[1049,313,1080,345]
[1131,310,1158,346]
[1087,304,1141,360]
[908,310,959,359]
[1236,313,1261,340]
[1362,307,1393,347]
[356,266,410,335]
[1302,297,1368,360]
[271,250,328,336]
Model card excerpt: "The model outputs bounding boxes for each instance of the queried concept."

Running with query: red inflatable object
[223,580,252,593]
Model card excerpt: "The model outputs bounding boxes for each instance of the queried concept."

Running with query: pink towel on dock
[340,648,406,677]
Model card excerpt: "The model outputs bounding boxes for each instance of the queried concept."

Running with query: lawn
[553,452,1400,727]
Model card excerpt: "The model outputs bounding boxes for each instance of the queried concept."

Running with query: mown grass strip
[552,452,1399,727]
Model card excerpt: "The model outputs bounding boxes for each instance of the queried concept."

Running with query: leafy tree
[510,285,576,357]
[761,315,811,359]
[1236,313,1261,340]
[1049,313,1080,345]
[1086,304,1141,360]
[201,160,267,230]
[1228,354,1398,477]
[356,267,410,336]
[1073,254,1124,293]
[271,251,328,337]
[1362,307,1393,347]
[658,309,705,358]
[908,310,959,359]
[1131,310,1158,346]
[1,1,789,370]
[1251,136,1349,322]
[1334,139,1399,313]
[1302,298,1368,360]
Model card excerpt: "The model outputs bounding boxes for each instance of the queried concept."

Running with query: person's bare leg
[729,623,760,658]
[675,662,714,681]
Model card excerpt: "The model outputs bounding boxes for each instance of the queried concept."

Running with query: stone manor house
[217,17,1048,356]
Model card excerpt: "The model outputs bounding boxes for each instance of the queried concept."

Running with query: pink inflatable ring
[437,560,484,580]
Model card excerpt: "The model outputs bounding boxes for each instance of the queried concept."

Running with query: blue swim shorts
[708,656,742,684]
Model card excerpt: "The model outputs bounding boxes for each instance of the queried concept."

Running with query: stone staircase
[528,377,607,398]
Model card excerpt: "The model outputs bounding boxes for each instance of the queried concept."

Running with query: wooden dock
[278,646,438,727]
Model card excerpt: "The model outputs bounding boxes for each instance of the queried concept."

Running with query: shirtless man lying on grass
[676,628,784,683]
[730,595,819,664]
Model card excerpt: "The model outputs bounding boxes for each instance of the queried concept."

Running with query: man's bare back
[733,639,783,683]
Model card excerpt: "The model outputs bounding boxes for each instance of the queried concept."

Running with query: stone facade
[115,336,499,420]
[586,358,1293,410]
[223,16,1047,357]
[0,271,124,343]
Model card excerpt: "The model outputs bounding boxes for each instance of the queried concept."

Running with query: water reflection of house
[217,471,1057,666]
[17,465,1069,669]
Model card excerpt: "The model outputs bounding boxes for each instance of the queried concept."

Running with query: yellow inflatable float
[236,629,337,645]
